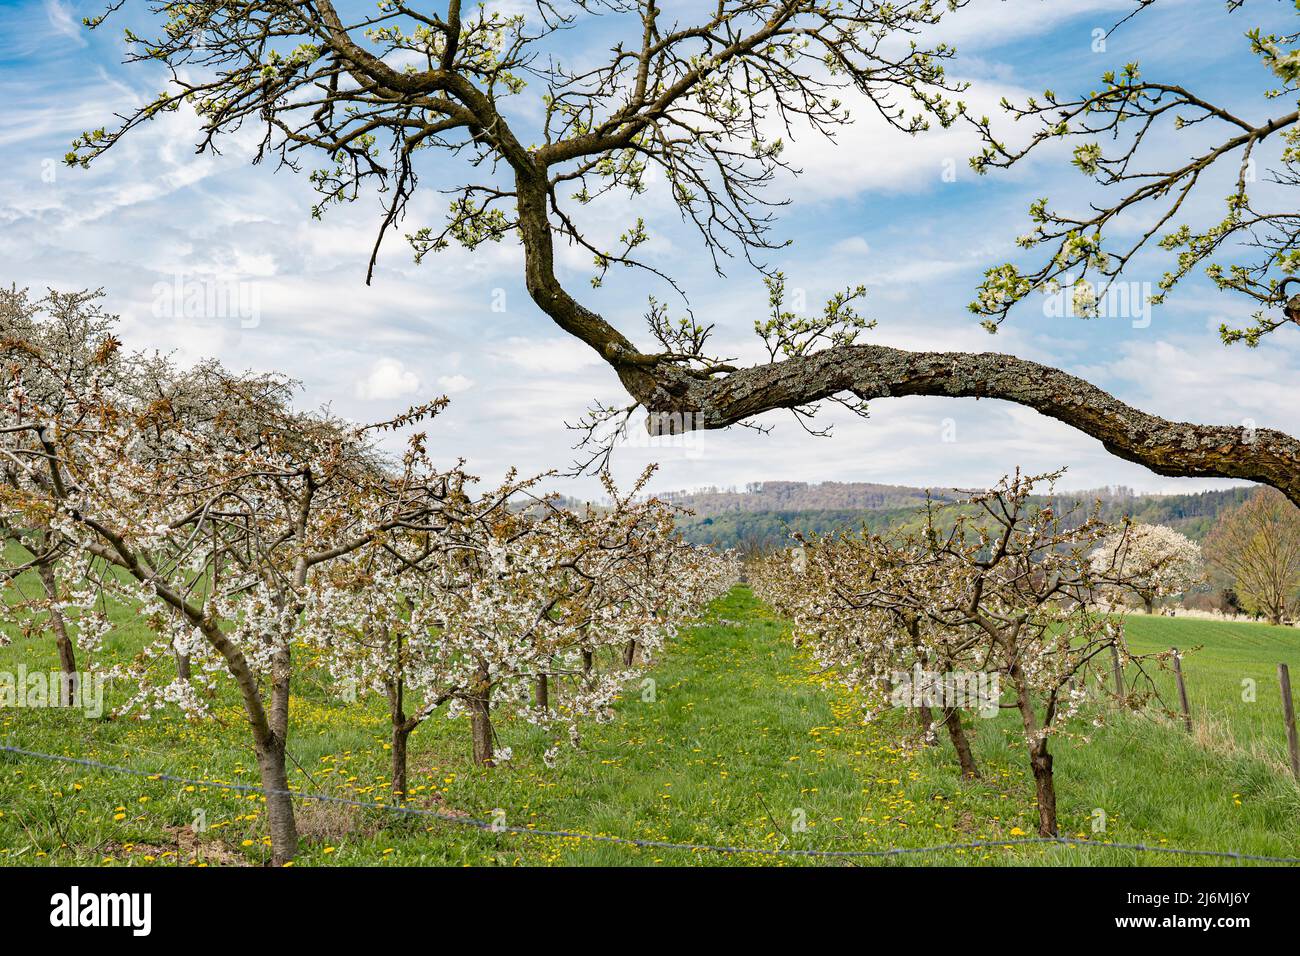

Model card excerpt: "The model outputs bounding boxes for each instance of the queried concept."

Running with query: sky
[1,0,1297,501]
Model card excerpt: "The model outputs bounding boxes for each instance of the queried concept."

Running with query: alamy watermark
[594,411,706,459]
[50,886,151,936]
[151,274,261,328]
[1042,277,1153,329]
[890,664,1000,718]
[0,667,105,718]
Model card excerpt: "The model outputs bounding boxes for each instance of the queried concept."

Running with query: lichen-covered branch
[618,344,1300,507]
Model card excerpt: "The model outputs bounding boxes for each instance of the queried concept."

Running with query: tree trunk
[1142,592,1155,615]
[261,638,298,865]
[175,650,192,682]
[622,343,1300,508]
[517,139,1300,508]
[255,737,298,866]
[469,698,494,766]
[86,532,302,863]
[469,668,495,767]
[582,650,593,675]
[387,676,414,802]
[391,722,412,802]
[917,704,937,744]
[36,560,78,708]
[534,673,549,710]
[1007,664,1059,836]
[941,708,979,779]
[1028,741,1057,837]
[187,615,297,862]
[623,640,636,667]
[1012,679,1058,836]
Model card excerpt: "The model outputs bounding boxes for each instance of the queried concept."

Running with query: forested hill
[666,481,1253,549]
[661,480,967,515]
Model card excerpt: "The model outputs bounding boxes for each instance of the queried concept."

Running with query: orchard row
[0,288,738,864]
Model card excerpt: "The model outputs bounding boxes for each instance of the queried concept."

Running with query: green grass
[0,587,1297,866]
[1125,613,1300,746]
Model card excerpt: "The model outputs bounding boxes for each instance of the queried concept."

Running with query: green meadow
[1,587,1297,866]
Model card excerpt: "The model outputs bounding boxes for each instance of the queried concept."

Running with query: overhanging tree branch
[70,1,1300,506]
[615,345,1300,505]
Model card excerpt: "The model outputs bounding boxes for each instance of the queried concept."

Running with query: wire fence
[3,743,1298,864]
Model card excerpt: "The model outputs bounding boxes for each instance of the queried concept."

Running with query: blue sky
[2,0,1297,499]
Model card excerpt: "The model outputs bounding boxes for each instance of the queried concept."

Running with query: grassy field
[0,587,1297,866]
[1125,614,1300,753]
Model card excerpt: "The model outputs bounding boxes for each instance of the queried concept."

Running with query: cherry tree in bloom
[414,467,693,767]
[315,464,735,784]
[305,433,466,800]
[559,470,736,675]
[0,288,130,705]
[757,471,1169,836]
[753,532,987,778]
[1089,522,1204,614]
[0,314,453,865]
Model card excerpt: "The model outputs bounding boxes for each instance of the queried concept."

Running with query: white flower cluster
[1089,522,1204,612]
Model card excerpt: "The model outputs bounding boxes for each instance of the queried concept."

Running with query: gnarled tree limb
[606,345,1300,507]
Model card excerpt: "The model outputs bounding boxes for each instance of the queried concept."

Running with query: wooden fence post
[1172,648,1192,733]
[1278,663,1300,783]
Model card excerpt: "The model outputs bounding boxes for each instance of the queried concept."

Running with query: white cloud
[436,374,475,393]
[831,236,871,256]
[355,358,421,401]
[42,0,84,47]
[776,79,1053,203]
[489,336,603,374]
[928,0,1141,50]
[1090,333,1300,432]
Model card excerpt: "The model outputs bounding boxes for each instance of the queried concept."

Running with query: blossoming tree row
[752,471,1191,836]
[0,288,738,864]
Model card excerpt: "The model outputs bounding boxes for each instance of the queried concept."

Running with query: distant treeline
[675,486,1254,550]
[660,480,962,516]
